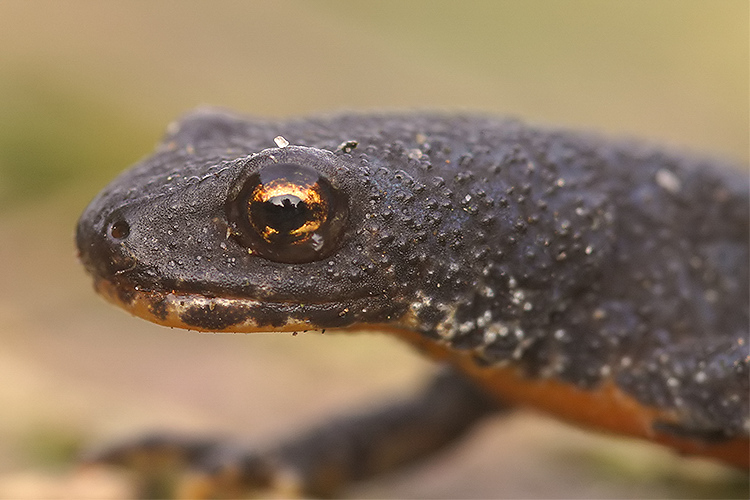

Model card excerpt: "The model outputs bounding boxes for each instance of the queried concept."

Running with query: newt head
[76,139,398,332]
[75,110,615,337]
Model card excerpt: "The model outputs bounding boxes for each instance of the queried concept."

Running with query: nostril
[109,220,130,240]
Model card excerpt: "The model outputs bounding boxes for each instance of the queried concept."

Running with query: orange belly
[385,327,750,469]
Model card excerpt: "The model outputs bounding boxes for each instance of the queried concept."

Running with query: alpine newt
[76,109,749,497]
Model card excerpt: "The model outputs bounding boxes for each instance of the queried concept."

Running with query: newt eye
[228,163,348,263]
[108,220,130,240]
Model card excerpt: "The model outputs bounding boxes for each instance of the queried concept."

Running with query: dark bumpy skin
[77,110,749,494]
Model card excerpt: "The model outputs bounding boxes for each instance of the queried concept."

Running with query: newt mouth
[93,277,398,333]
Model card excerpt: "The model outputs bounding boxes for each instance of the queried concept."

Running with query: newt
[76,109,749,497]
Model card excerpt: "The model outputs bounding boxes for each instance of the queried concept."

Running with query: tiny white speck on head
[274,135,290,148]
[337,140,358,153]
[407,148,423,160]
[655,168,682,193]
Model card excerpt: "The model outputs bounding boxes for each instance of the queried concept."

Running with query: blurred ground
[0,1,747,498]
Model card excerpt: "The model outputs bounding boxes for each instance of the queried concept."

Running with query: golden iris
[228,162,348,263]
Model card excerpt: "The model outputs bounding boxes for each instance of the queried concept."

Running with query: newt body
[77,110,749,495]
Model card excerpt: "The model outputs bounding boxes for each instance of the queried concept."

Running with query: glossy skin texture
[77,110,749,469]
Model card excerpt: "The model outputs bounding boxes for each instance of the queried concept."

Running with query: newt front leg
[85,370,498,498]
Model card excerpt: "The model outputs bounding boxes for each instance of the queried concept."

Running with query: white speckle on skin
[483,329,498,344]
[337,140,359,153]
[511,290,525,304]
[655,168,682,194]
[476,310,493,328]
[407,148,423,160]
[486,322,510,339]
[458,321,475,334]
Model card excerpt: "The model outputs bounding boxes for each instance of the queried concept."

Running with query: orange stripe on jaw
[93,278,318,333]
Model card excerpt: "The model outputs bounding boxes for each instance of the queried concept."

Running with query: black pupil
[257,194,311,234]
[109,220,130,240]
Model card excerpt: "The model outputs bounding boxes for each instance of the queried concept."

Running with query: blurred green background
[0,1,747,498]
